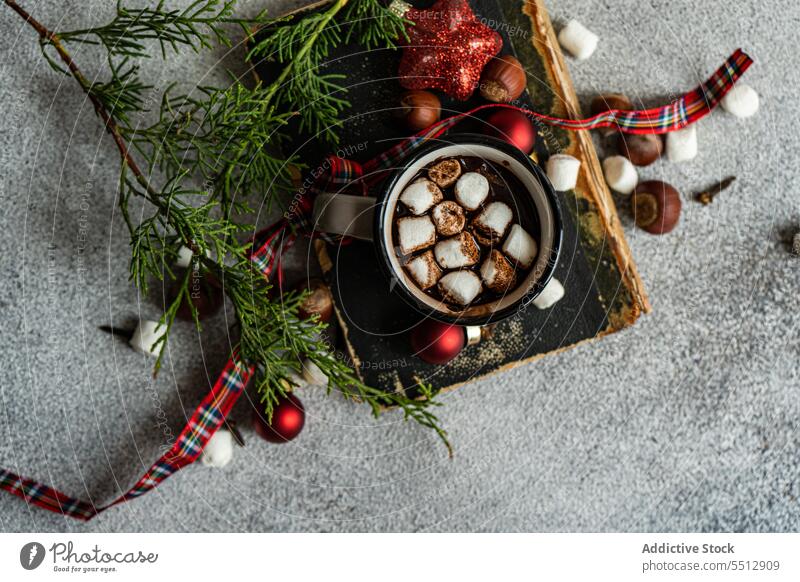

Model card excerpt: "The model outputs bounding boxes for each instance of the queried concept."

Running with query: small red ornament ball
[410,320,466,365]
[253,393,305,443]
[484,109,536,154]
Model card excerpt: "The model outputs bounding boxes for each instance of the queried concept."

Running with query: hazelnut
[479,55,526,103]
[398,90,441,131]
[617,133,663,166]
[631,180,681,235]
[590,93,633,136]
[172,271,223,321]
[297,278,334,322]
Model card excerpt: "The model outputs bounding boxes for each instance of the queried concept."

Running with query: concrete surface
[1,0,798,532]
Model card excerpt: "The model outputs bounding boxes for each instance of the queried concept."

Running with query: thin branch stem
[4,0,157,198]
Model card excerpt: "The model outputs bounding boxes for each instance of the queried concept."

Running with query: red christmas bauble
[398,0,503,101]
[484,109,536,153]
[253,393,305,443]
[410,320,466,365]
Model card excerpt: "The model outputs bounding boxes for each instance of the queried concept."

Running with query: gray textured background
[1,0,799,532]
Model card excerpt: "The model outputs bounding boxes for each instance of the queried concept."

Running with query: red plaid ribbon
[0,50,751,520]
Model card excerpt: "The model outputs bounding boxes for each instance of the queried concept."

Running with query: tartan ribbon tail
[0,348,254,521]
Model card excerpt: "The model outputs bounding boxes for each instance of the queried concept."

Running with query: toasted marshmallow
[434,232,481,269]
[472,201,513,244]
[438,270,482,305]
[397,215,436,255]
[480,250,517,293]
[502,224,538,268]
[454,172,490,210]
[431,201,466,236]
[405,250,442,290]
[399,178,443,215]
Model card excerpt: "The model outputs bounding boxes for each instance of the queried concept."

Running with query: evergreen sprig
[6,0,451,452]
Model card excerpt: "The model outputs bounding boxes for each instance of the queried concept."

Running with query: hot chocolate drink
[392,156,540,309]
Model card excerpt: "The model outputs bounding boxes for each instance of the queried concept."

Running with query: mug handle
[311,193,376,241]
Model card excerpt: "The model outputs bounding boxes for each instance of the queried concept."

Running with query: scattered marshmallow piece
[454,172,490,211]
[176,245,194,268]
[602,155,638,195]
[175,245,212,268]
[399,178,443,215]
[405,250,442,290]
[480,250,517,293]
[666,125,697,163]
[532,277,565,309]
[557,20,598,60]
[301,358,328,386]
[546,154,581,191]
[201,429,234,468]
[397,215,436,255]
[472,201,513,244]
[129,320,166,357]
[431,201,466,236]
[502,224,538,268]
[438,270,482,305]
[434,232,481,269]
[720,84,759,118]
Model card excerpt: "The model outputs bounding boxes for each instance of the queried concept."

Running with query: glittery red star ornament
[398,0,503,101]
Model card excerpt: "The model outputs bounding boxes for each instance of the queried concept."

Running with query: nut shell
[631,180,681,234]
[479,55,526,103]
[590,93,634,115]
[617,133,664,166]
[297,278,334,322]
[398,90,441,131]
[590,93,634,136]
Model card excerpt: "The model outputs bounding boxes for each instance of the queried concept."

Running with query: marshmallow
[454,172,490,210]
[434,231,481,269]
[405,250,442,290]
[602,155,638,195]
[480,250,517,293]
[301,358,328,386]
[502,224,538,268]
[472,201,513,244]
[428,158,462,188]
[532,277,565,309]
[399,178,443,215]
[129,320,167,357]
[546,154,581,191]
[175,245,213,268]
[438,270,483,305]
[666,125,697,163]
[201,429,234,468]
[431,201,466,236]
[176,245,194,268]
[720,84,759,118]
[557,20,598,60]
[397,215,436,255]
